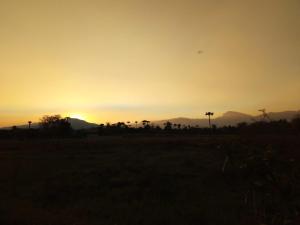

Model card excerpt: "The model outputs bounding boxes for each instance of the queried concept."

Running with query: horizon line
[1,109,299,128]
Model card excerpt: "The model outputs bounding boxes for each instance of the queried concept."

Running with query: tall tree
[39,115,72,136]
[28,121,32,129]
[205,112,214,128]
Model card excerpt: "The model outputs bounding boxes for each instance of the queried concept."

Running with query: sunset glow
[0,0,299,127]
[69,114,86,121]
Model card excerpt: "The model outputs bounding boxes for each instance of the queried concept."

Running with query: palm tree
[28,121,32,129]
[163,121,172,130]
[142,120,150,128]
[135,121,138,128]
[205,112,214,128]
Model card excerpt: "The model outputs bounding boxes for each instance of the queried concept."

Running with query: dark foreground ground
[0,135,299,225]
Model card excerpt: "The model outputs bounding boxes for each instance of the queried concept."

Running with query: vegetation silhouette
[1,126,300,225]
[205,112,214,128]
[258,108,271,121]
[1,113,300,139]
[28,121,32,129]
[38,115,72,137]
[1,113,300,225]
[163,121,172,131]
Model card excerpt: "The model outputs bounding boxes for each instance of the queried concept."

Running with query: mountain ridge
[1,110,299,129]
[151,110,300,127]
[0,118,98,130]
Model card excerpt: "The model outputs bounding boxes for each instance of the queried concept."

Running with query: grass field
[0,135,299,225]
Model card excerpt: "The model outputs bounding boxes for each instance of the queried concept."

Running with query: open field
[0,135,300,225]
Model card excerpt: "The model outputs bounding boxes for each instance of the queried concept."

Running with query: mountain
[214,111,254,126]
[261,111,300,121]
[67,118,98,129]
[152,110,300,127]
[1,118,98,130]
[1,110,299,130]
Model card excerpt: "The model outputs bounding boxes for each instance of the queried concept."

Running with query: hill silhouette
[1,110,299,130]
[151,110,300,127]
[1,118,98,130]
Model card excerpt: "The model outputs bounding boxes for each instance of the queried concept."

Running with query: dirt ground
[0,135,299,225]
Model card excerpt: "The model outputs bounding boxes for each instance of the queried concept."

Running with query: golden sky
[0,0,299,126]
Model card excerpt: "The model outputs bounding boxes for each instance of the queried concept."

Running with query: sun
[69,113,85,121]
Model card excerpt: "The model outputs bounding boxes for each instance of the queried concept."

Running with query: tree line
[0,114,299,139]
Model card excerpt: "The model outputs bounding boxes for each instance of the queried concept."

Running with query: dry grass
[0,135,299,225]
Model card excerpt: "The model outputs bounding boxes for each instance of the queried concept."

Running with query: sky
[0,0,299,126]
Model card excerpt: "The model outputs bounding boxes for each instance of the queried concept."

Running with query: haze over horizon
[1,0,299,127]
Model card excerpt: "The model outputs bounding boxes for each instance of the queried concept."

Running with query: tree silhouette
[39,115,72,136]
[291,115,300,133]
[205,112,214,128]
[28,121,32,129]
[116,122,127,128]
[65,117,71,123]
[142,120,150,128]
[164,121,172,130]
[40,115,62,129]
[258,109,271,121]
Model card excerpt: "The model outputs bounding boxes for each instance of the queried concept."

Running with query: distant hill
[263,111,300,121]
[67,118,98,129]
[1,110,299,130]
[152,110,300,127]
[1,118,98,130]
